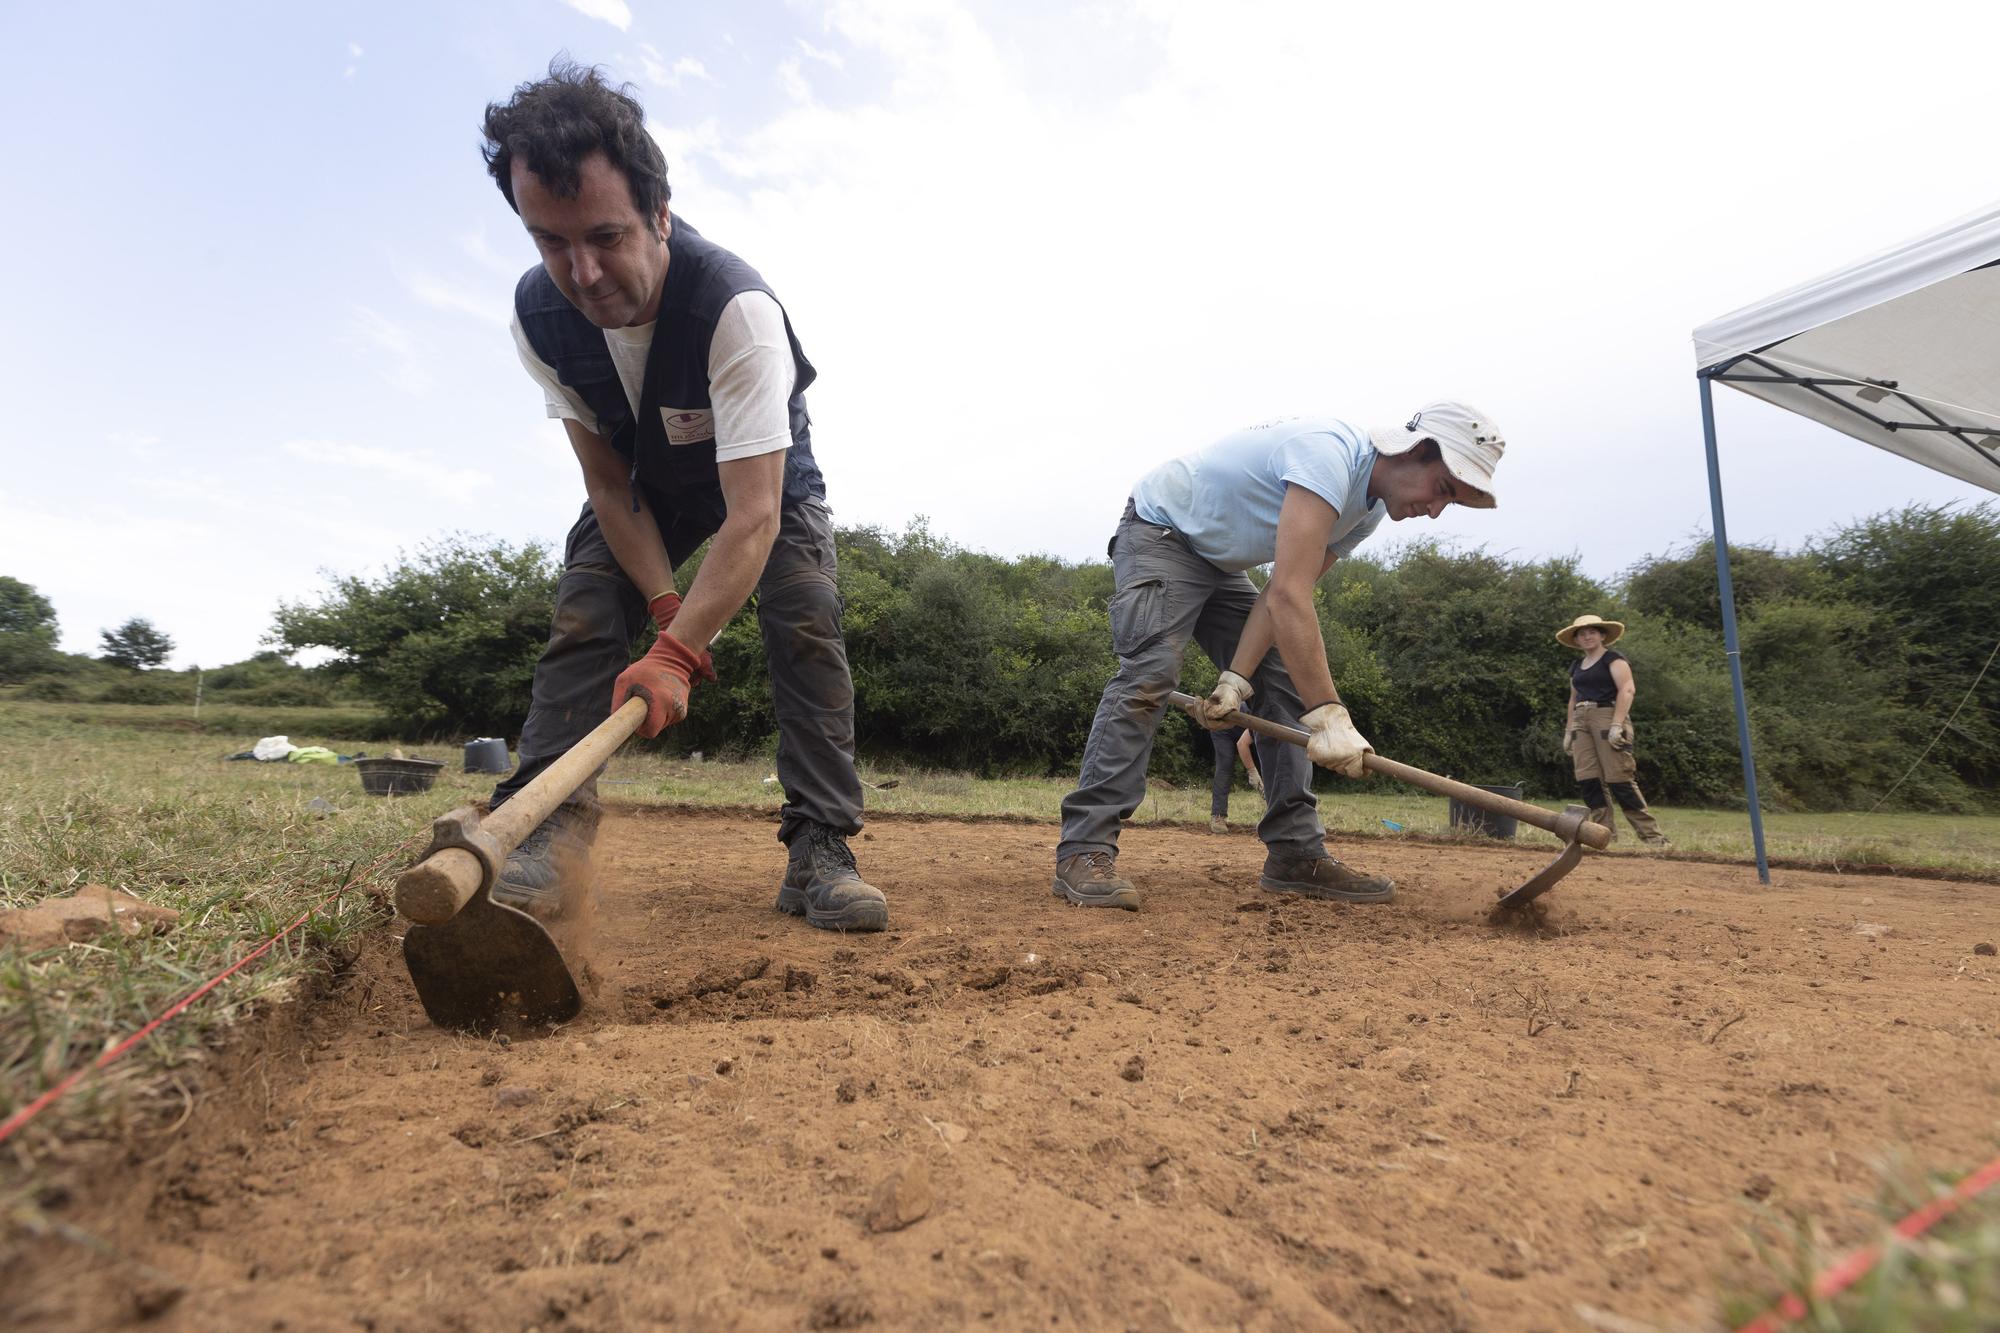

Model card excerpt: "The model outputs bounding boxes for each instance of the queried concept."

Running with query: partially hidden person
[1557,613,1669,845]
[476,61,886,930]
[1054,404,1509,910]
[1208,724,1261,834]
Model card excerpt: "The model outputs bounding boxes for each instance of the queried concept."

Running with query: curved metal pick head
[1495,837,1585,912]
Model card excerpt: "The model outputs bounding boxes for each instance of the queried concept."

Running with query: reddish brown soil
[10,808,2000,1331]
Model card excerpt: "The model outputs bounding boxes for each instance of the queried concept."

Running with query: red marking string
[1736,1152,2000,1332]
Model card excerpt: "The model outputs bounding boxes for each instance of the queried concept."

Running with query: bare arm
[1565,684,1578,733]
[1227,485,1340,707]
[566,420,677,602]
[660,449,784,650]
[1235,728,1257,775]
[1609,658,1636,728]
[1227,544,1341,686]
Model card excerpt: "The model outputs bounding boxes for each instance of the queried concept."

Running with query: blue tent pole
[1697,370,1771,883]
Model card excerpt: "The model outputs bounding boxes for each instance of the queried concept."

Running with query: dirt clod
[689,956,771,997]
[865,1159,933,1233]
[1975,942,1997,956]
[965,966,1010,991]
[492,1086,539,1108]
[1119,1055,1146,1083]
[0,884,179,949]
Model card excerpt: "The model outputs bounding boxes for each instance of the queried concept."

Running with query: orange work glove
[646,591,682,632]
[611,593,716,738]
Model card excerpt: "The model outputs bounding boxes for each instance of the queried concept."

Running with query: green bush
[271,535,559,737]
[16,675,80,702]
[254,503,2000,813]
[99,674,193,705]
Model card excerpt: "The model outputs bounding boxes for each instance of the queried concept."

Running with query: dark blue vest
[514,218,827,525]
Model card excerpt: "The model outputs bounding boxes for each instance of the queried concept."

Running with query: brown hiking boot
[1259,852,1395,903]
[1052,851,1140,910]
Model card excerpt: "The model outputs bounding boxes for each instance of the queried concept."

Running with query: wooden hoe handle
[393,697,650,925]
[1167,691,1610,851]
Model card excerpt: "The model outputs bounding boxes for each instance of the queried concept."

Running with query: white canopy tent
[1691,201,2000,881]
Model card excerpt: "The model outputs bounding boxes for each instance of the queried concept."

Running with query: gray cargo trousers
[1057,506,1327,864]
[493,496,863,845]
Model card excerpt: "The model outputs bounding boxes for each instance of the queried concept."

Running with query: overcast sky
[4,0,1996,668]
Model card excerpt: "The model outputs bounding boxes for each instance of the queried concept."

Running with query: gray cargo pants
[494,496,863,845]
[1057,507,1326,863]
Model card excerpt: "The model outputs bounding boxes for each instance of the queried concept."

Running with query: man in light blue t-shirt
[1054,401,1508,911]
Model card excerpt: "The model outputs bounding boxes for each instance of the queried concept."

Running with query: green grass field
[2,698,1996,1325]
[601,751,2000,880]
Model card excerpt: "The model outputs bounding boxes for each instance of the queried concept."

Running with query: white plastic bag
[252,735,298,762]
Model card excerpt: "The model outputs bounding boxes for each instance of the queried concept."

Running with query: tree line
[5,502,1994,811]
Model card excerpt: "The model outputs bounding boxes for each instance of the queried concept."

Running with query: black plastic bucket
[463,737,511,774]
[1448,783,1523,839]
[356,757,444,796]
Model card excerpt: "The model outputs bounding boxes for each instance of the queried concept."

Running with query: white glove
[1201,671,1253,730]
[1604,721,1630,749]
[1248,768,1265,795]
[1301,702,1371,777]
[1562,729,1576,756]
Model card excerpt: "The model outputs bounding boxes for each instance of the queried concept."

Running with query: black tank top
[1569,649,1625,705]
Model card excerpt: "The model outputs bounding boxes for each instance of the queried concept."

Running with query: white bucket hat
[1368,400,1504,509]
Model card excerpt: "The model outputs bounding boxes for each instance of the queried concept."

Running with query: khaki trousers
[1568,702,1665,842]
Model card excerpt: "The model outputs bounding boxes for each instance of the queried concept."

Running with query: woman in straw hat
[1558,614,1668,845]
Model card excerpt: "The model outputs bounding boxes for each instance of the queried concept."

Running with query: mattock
[1167,691,1608,909]
[394,697,647,1031]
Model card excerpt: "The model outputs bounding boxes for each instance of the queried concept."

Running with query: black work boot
[1052,851,1140,910]
[491,804,599,921]
[777,823,889,932]
[1259,852,1395,903]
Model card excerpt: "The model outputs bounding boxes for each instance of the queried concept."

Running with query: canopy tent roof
[1692,202,2000,494]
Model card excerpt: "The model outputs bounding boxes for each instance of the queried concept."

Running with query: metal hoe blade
[402,891,581,1032]
[1494,837,1584,912]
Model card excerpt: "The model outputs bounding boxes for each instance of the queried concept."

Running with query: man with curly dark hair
[477,60,887,932]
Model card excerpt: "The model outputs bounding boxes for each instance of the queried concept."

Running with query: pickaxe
[1167,691,1607,908]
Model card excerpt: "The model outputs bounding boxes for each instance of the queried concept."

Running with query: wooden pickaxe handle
[1167,691,1610,850]
[393,697,649,925]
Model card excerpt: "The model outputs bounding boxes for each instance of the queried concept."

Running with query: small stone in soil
[865,1159,933,1232]
[1976,942,1997,956]
[493,1086,539,1108]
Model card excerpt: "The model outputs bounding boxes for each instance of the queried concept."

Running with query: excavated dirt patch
[10,808,2000,1330]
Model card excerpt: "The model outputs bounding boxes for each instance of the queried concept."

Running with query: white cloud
[776,57,812,103]
[561,0,631,31]
[796,39,844,69]
[405,271,512,327]
[344,39,363,79]
[108,429,162,454]
[650,0,1998,575]
[282,439,493,493]
[348,306,431,394]
[637,44,715,89]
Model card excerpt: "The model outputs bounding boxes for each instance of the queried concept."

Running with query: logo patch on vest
[660,409,714,445]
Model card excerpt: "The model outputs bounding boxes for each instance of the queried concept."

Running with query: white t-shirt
[511,289,795,464]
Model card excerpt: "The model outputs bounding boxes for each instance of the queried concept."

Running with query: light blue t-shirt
[1129,417,1385,573]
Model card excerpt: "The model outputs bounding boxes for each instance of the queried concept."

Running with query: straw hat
[1555,613,1624,648]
